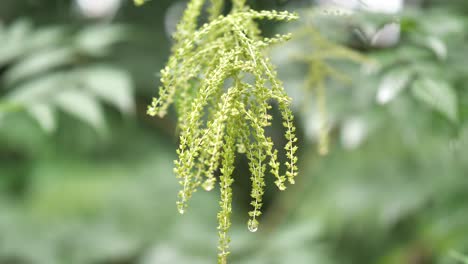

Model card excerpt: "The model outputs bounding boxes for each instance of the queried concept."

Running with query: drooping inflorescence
[146,0,298,262]
[287,10,370,155]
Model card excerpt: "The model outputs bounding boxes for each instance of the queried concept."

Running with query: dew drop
[247,219,259,232]
[202,180,214,191]
[177,203,185,214]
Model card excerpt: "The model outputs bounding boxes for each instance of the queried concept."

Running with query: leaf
[420,13,465,37]
[425,36,447,60]
[80,66,135,115]
[376,68,412,105]
[6,73,62,103]
[399,17,418,33]
[450,250,468,264]
[4,47,75,85]
[2,74,61,131]
[74,25,128,57]
[26,26,67,52]
[0,19,32,65]
[411,78,458,122]
[54,89,106,133]
[27,103,56,133]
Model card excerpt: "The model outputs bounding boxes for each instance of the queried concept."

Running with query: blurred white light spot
[376,69,411,105]
[371,22,401,48]
[377,88,395,105]
[362,0,404,47]
[76,0,121,18]
[317,0,361,10]
[319,0,404,14]
[340,117,368,150]
[320,0,405,48]
[426,36,447,60]
[361,0,403,14]
[304,114,320,141]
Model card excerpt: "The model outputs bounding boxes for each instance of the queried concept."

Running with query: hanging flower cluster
[297,25,369,155]
[145,0,299,262]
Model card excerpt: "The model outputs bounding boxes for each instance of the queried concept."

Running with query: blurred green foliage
[0,19,133,133]
[0,0,468,264]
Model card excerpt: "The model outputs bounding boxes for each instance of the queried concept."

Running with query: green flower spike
[147,0,299,262]
[290,17,370,155]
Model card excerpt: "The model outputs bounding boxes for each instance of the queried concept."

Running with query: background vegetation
[1,0,467,263]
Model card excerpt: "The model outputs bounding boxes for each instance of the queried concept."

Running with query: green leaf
[26,26,67,52]
[376,68,412,105]
[81,66,135,115]
[0,19,32,65]
[419,13,465,37]
[54,89,106,133]
[425,36,447,60]
[74,25,128,56]
[399,17,418,33]
[411,78,458,122]
[4,47,75,85]
[450,250,468,264]
[5,73,60,132]
[27,103,56,133]
[6,73,62,103]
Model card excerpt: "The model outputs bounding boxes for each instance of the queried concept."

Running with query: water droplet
[202,180,214,191]
[247,219,259,232]
[177,203,185,214]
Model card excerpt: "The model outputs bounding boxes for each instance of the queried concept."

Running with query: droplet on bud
[177,203,185,214]
[202,180,215,191]
[247,219,259,232]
